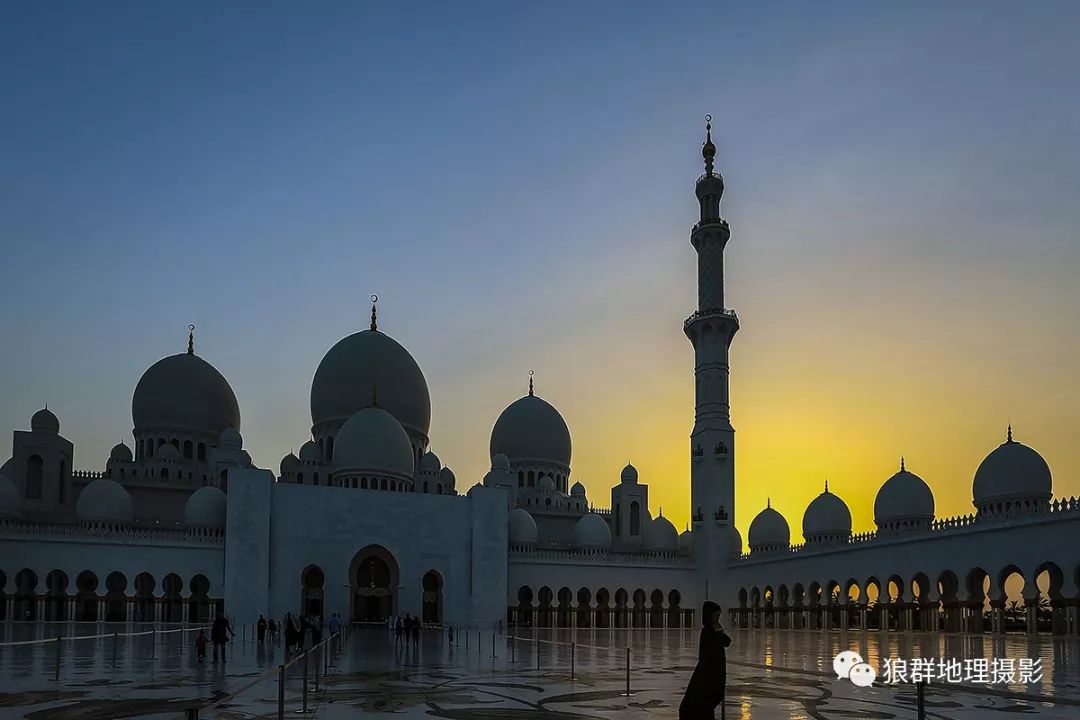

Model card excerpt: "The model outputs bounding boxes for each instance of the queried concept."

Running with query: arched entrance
[302,565,325,619]
[349,545,398,624]
[422,571,443,624]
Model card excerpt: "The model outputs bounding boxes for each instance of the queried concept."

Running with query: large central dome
[490,393,571,467]
[132,353,240,435]
[310,329,431,436]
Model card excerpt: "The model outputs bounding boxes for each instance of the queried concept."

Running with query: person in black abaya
[678,600,731,720]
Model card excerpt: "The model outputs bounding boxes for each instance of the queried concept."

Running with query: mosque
[1,123,1078,637]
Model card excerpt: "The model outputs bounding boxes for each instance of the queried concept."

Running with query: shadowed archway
[349,545,399,624]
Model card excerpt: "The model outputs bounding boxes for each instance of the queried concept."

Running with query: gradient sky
[2,1,1078,542]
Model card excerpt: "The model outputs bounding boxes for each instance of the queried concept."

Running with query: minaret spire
[702,114,716,175]
[187,324,195,355]
[370,294,379,332]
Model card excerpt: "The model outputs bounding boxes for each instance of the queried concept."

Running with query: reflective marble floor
[1,623,1078,719]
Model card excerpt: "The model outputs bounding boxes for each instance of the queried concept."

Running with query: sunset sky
[2,1,1078,541]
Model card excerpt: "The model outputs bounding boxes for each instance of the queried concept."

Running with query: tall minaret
[685,117,739,585]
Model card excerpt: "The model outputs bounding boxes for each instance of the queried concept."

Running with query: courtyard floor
[1,623,1078,719]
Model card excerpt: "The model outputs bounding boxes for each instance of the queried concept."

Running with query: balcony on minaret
[691,217,729,235]
[713,442,729,462]
[714,505,729,525]
[692,507,704,524]
[691,444,704,462]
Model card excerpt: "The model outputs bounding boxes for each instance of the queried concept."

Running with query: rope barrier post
[180,621,185,655]
[917,680,926,720]
[536,634,540,671]
[571,641,575,681]
[151,624,157,661]
[491,632,496,659]
[511,632,516,663]
[466,627,469,652]
[314,643,320,693]
[185,709,199,720]
[54,634,61,682]
[301,650,309,713]
[112,632,118,669]
[277,664,285,720]
[623,646,632,696]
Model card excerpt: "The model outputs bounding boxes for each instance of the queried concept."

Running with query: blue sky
[2,1,1078,530]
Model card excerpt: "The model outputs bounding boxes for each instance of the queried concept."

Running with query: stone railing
[72,470,106,481]
[510,545,693,566]
[0,517,225,545]
[684,307,739,326]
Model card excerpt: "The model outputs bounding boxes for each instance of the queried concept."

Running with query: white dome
[491,453,511,472]
[508,507,538,546]
[77,478,133,524]
[490,393,571,468]
[109,441,133,462]
[620,463,638,483]
[157,443,180,461]
[31,406,60,433]
[802,485,852,542]
[973,435,1052,507]
[643,515,679,551]
[570,481,586,497]
[133,353,240,435]
[0,474,22,519]
[298,440,320,462]
[874,461,935,528]
[573,513,612,550]
[678,528,692,552]
[538,475,555,491]
[184,486,227,528]
[220,427,243,450]
[310,329,431,437]
[440,466,456,487]
[419,451,442,472]
[279,452,300,475]
[334,407,414,477]
[748,504,790,551]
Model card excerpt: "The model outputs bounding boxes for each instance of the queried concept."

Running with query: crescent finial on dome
[187,324,195,355]
[370,294,379,332]
[1007,423,1013,443]
[900,456,906,472]
[824,478,829,493]
[371,385,380,408]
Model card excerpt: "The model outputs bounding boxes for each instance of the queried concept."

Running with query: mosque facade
[2,125,1078,637]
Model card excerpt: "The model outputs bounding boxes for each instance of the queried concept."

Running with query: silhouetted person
[678,601,731,720]
[411,615,420,646]
[211,615,235,662]
[395,615,404,646]
[257,615,267,643]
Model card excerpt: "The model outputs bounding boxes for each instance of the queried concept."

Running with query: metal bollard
[491,632,496,659]
[54,634,61,682]
[180,622,185,655]
[112,632,118,669]
[314,645,320,692]
[510,633,516,663]
[536,636,540,671]
[917,680,926,719]
[466,628,469,651]
[277,664,285,720]
[624,647,632,696]
[571,641,575,680]
[151,625,157,661]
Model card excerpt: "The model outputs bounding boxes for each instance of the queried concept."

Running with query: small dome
[334,407,415,477]
[491,454,511,472]
[538,475,555,491]
[490,393,572,468]
[298,440,320,462]
[570,481,586,498]
[310,329,431,436]
[973,435,1052,507]
[874,461,935,528]
[725,524,743,557]
[0,474,22,519]
[508,507,538,546]
[802,485,852,542]
[109,441,133,462]
[573,513,612,550]
[77,478,133,524]
[133,352,240,436]
[279,452,300,475]
[678,528,693,552]
[440,466,456,486]
[184,486,227,528]
[748,504,790,551]
[620,463,638,483]
[31,407,60,433]
[157,443,180,461]
[643,515,679,551]
[419,451,442,472]
[220,426,243,450]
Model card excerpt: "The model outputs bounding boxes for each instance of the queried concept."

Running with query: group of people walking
[390,613,422,647]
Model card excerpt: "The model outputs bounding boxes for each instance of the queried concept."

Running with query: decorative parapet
[510,544,694,567]
[734,495,1080,562]
[0,517,224,546]
[72,470,106,481]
